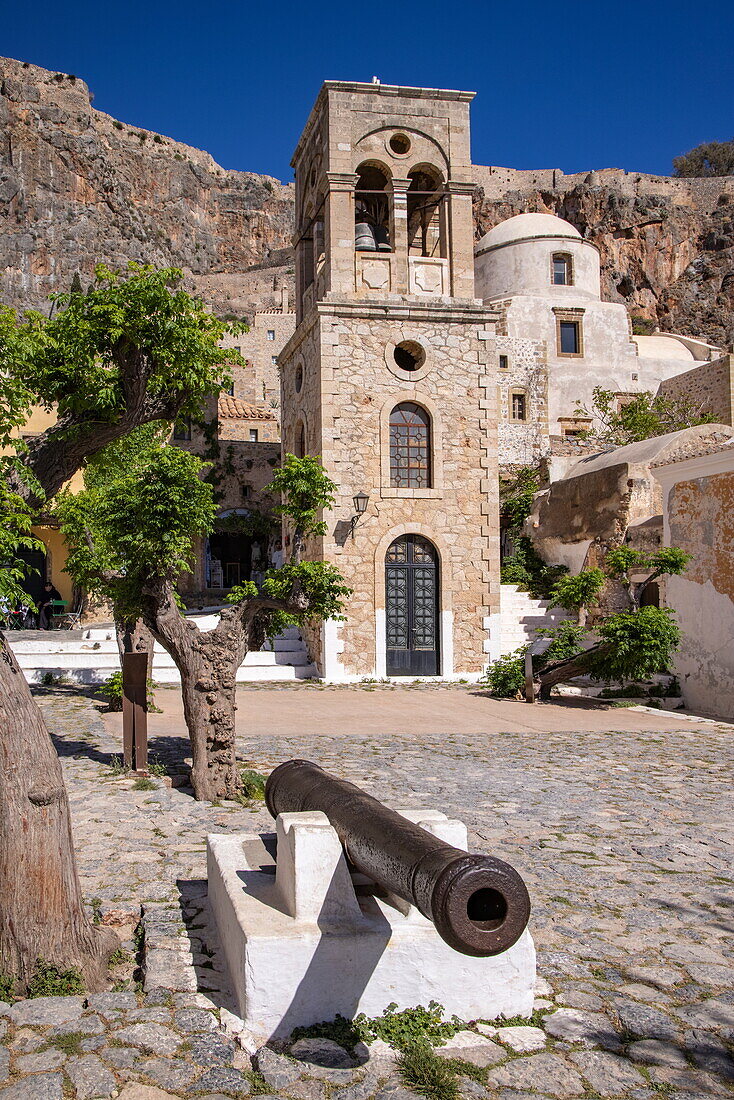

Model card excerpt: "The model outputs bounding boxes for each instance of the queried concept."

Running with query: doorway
[385,534,439,676]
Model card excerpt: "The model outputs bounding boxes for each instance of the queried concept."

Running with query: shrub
[673,139,734,177]
[239,768,266,800]
[0,972,16,1002]
[482,648,527,698]
[27,959,84,997]
[590,607,680,683]
[94,671,157,711]
[500,537,567,599]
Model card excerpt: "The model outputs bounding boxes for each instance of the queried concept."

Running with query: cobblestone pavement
[0,686,730,1100]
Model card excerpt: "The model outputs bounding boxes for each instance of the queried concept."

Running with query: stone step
[8,619,317,685]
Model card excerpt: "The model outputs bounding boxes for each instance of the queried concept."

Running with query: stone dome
[475,213,582,254]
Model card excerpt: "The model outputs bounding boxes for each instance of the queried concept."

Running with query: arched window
[552,252,573,286]
[389,402,431,488]
[355,163,391,252]
[407,168,444,257]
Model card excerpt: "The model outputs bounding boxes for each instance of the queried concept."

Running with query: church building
[279,81,502,680]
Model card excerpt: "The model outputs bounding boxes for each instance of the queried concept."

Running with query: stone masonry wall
[283,308,499,678]
[496,335,548,471]
[657,355,734,426]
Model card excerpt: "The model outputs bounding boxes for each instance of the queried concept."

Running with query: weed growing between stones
[0,972,15,1001]
[398,1043,459,1100]
[133,777,156,791]
[45,1030,86,1056]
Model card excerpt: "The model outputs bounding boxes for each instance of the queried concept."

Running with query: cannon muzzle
[265,759,530,957]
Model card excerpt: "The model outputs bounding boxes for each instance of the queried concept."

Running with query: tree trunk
[115,618,154,678]
[536,642,611,701]
[141,582,251,802]
[0,634,117,988]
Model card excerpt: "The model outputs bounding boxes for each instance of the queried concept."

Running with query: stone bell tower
[279,81,501,680]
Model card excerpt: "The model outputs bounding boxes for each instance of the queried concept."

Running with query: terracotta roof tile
[218,396,276,421]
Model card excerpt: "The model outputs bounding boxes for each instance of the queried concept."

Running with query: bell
[355,222,377,251]
[373,224,391,252]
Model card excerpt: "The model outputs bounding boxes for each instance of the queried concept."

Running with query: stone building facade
[221,288,295,431]
[474,213,725,474]
[279,81,501,680]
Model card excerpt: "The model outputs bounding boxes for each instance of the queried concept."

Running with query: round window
[295,364,303,393]
[389,133,411,156]
[393,340,425,372]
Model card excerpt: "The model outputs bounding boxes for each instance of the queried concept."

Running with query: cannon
[265,759,531,958]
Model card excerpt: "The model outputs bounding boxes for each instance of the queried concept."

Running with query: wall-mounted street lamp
[351,490,370,539]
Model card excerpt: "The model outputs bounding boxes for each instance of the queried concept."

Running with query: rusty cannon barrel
[265,759,531,958]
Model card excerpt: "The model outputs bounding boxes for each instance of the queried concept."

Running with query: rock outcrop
[1,55,732,346]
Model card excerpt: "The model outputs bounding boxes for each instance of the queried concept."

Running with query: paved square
[23,685,734,1098]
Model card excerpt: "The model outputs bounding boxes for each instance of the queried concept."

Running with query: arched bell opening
[355,163,392,253]
[407,167,445,258]
[385,534,440,676]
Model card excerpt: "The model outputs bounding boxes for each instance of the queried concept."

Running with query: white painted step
[9,609,317,685]
[498,583,569,657]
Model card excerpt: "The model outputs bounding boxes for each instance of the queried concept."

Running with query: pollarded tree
[0,265,241,989]
[60,448,350,801]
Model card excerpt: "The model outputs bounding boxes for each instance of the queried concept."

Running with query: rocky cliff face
[1,56,732,347]
[0,57,295,319]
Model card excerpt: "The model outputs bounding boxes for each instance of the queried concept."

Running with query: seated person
[38,581,62,630]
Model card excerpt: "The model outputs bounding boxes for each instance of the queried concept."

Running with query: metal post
[122,651,148,774]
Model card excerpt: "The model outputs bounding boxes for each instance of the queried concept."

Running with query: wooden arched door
[385,534,439,676]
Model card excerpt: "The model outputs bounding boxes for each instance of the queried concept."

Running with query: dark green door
[385,535,439,676]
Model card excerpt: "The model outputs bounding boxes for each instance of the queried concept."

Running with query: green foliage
[94,671,157,712]
[26,263,242,422]
[576,387,714,446]
[239,768,266,800]
[397,1044,459,1100]
[500,536,568,599]
[590,607,681,683]
[0,309,45,608]
[27,959,85,997]
[673,138,734,177]
[109,947,132,966]
[500,466,540,529]
[0,972,16,1002]
[261,561,352,634]
[482,622,585,697]
[291,1002,463,1054]
[606,546,691,582]
[358,1002,462,1050]
[47,1031,86,1055]
[541,622,586,662]
[482,648,527,698]
[269,453,338,546]
[549,568,605,612]
[59,430,217,620]
[631,316,656,336]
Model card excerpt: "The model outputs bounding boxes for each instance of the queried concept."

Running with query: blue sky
[5,0,733,182]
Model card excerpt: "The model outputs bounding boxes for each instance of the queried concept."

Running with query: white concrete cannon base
[207,808,536,1044]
